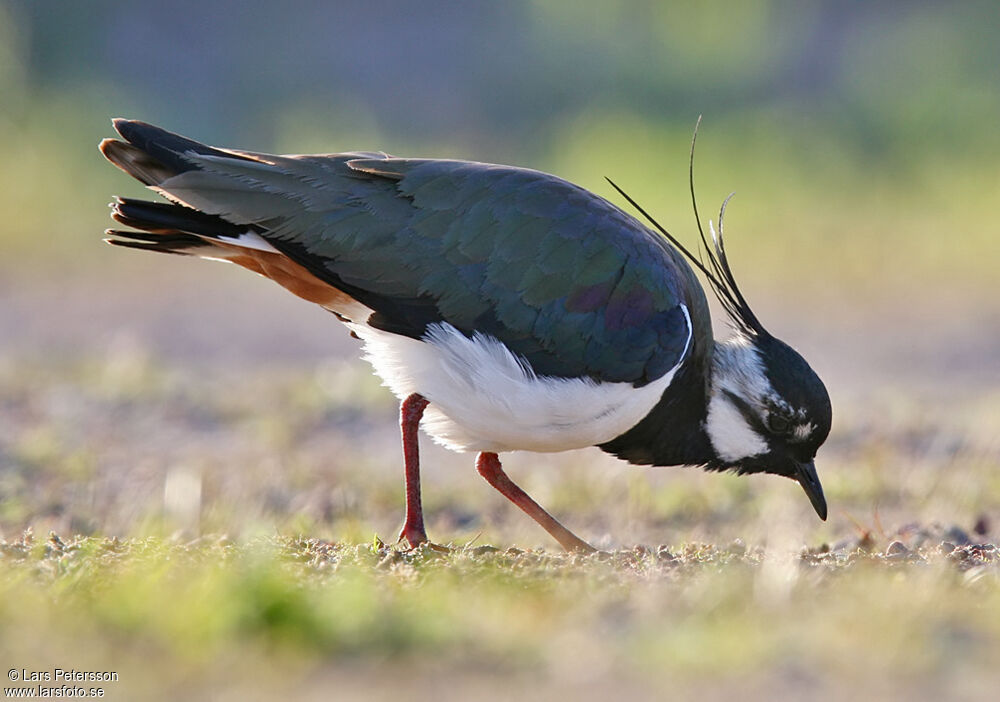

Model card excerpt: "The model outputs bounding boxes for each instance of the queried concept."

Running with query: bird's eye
[766,413,791,434]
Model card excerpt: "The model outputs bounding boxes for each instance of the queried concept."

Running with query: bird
[99,118,832,553]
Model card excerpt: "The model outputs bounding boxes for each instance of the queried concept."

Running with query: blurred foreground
[1,531,997,702]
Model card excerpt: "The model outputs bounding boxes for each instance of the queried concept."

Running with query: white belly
[350,318,688,454]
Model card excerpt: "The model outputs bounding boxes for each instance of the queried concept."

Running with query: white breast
[349,307,691,454]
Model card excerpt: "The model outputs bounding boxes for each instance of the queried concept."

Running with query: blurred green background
[4,0,999,287]
[2,0,998,364]
[2,3,999,701]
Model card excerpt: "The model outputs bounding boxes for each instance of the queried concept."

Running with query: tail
[100,119,277,257]
[104,197,254,256]
[99,119,351,310]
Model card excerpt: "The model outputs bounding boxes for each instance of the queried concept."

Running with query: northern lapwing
[100,119,832,553]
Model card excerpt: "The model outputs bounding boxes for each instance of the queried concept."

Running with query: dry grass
[1,529,998,702]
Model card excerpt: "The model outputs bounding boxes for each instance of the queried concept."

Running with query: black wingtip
[111,118,152,144]
[112,117,154,138]
[112,119,168,148]
[107,118,261,173]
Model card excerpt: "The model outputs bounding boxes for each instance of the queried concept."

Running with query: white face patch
[705,392,768,462]
[705,336,772,463]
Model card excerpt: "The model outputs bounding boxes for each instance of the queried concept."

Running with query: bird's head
[705,332,832,519]
[606,119,832,518]
[691,202,831,520]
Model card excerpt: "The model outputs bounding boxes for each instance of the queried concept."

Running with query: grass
[1,531,997,701]
[1,348,998,700]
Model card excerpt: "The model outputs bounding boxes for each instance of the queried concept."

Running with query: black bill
[795,460,827,520]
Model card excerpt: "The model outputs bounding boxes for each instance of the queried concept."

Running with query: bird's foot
[397,523,453,552]
[561,534,598,555]
[397,523,428,550]
[395,527,451,553]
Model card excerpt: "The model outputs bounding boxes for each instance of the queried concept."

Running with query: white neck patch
[705,337,770,463]
[705,392,767,462]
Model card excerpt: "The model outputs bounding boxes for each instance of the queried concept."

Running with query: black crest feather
[605,116,767,338]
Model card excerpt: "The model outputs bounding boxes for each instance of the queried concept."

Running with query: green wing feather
[147,136,710,386]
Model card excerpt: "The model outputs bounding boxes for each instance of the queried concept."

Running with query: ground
[1,532,997,701]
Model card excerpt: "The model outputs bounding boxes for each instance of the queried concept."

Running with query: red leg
[475,452,595,553]
[398,393,430,548]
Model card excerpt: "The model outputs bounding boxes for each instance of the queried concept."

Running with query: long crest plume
[605,116,768,337]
